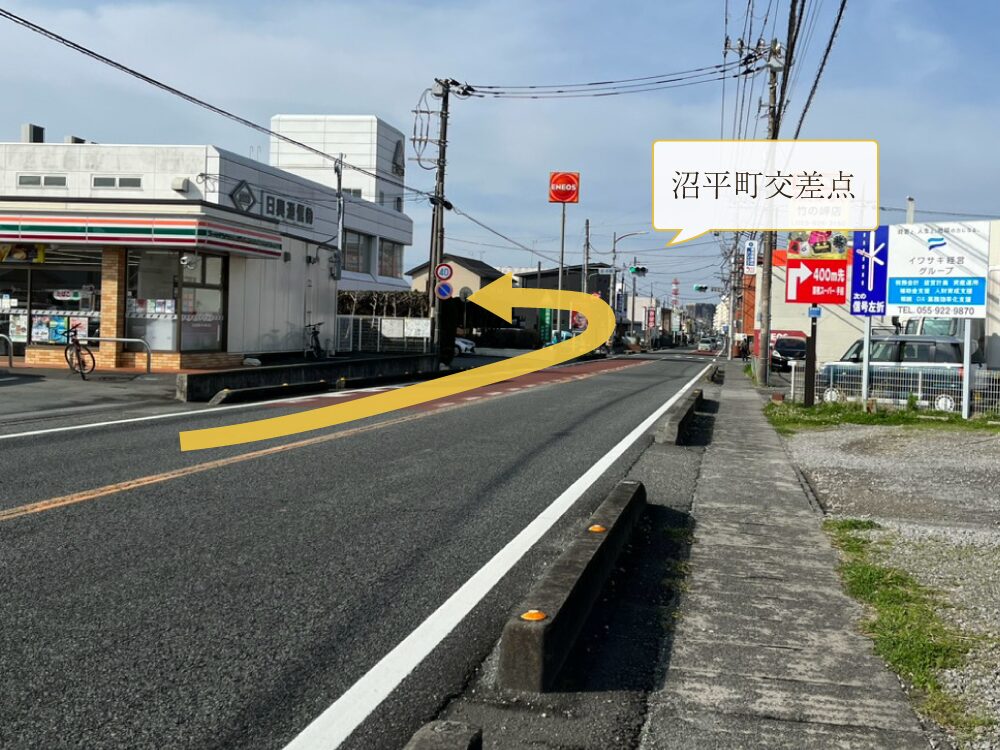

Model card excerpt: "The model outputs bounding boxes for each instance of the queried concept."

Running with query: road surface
[0,353,709,749]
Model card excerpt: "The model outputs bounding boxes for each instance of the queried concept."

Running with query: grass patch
[823,518,993,735]
[743,362,754,381]
[765,400,1000,435]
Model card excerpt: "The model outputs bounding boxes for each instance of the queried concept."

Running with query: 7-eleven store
[0,205,287,371]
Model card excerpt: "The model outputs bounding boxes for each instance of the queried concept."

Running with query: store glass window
[0,268,30,350]
[378,240,404,278]
[26,264,102,345]
[126,251,179,351]
[343,230,373,274]
[179,253,226,352]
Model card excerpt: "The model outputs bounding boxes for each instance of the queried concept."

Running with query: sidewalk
[639,374,928,748]
[0,366,177,423]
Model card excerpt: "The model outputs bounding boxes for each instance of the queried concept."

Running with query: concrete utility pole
[333,152,345,355]
[756,39,784,385]
[727,235,739,360]
[906,195,916,223]
[582,218,590,294]
[428,78,452,352]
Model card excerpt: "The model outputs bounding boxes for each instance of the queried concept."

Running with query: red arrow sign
[785,257,848,304]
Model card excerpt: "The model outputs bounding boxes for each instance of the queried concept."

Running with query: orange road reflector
[588,524,607,533]
[520,609,547,622]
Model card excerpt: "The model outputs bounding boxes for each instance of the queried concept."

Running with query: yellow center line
[0,358,652,523]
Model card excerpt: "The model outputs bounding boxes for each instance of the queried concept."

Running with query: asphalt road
[0,353,708,749]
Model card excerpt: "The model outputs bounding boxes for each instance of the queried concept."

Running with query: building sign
[646,307,656,329]
[743,240,758,274]
[539,308,552,344]
[885,222,989,319]
[785,257,848,304]
[230,180,257,213]
[850,226,888,316]
[548,172,580,203]
[263,192,315,227]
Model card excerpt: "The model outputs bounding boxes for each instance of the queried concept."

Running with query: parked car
[818,335,983,411]
[771,336,806,372]
[454,337,476,356]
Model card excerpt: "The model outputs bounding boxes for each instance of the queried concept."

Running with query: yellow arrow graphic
[179,274,615,451]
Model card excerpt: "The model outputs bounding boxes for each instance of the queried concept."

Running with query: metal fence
[335,316,431,354]
[787,361,1000,417]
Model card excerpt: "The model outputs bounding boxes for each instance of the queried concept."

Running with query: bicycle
[304,322,324,359]
[63,323,95,380]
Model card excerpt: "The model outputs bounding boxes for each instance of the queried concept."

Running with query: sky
[2,0,999,307]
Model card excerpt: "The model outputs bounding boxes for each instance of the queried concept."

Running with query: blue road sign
[744,240,758,273]
[435,281,453,300]
[808,306,822,318]
[850,225,888,316]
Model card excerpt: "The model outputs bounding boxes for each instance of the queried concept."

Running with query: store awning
[0,212,282,259]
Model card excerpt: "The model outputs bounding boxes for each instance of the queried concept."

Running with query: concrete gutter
[496,480,647,692]
[403,721,482,750]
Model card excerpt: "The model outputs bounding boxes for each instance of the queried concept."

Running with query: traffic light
[629,264,648,276]
[692,284,709,292]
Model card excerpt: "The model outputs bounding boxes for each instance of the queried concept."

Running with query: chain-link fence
[335,316,431,354]
[787,361,1000,416]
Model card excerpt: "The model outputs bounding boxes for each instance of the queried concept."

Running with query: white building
[0,116,412,371]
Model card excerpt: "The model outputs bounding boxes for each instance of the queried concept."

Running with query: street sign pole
[804,304,818,407]
[963,320,973,419]
[861,316,872,404]
[557,201,566,336]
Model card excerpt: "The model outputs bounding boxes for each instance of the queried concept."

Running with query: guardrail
[0,333,12,368]
[80,336,153,375]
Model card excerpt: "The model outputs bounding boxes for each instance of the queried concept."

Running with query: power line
[449,206,561,265]
[470,68,754,100]
[0,6,429,198]
[468,60,741,91]
[793,0,847,138]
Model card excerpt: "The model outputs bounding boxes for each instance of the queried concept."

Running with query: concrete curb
[496,480,647,692]
[207,380,330,405]
[403,720,482,750]
[653,388,703,445]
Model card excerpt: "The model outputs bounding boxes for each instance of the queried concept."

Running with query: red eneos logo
[549,172,580,203]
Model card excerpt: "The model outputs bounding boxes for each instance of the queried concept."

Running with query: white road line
[281,363,712,750]
[0,385,406,441]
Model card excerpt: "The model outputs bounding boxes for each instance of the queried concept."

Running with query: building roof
[406,253,504,280]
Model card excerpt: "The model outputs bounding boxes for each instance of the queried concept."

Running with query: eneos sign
[549,172,580,203]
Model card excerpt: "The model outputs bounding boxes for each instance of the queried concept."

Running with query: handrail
[0,333,12,368]
[80,336,153,375]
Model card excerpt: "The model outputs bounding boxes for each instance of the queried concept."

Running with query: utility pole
[428,78,452,355]
[582,218,590,294]
[610,232,618,326]
[906,195,916,223]
[630,255,638,337]
[333,152,345,355]
[727,235,739,361]
[756,38,784,385]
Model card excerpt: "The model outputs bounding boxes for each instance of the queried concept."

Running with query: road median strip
[496,479,647,692]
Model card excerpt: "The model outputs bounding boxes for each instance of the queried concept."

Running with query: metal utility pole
[428,78,452,352]
[556,202,566,335]
[630,256,638,337]
[756,39,784,385]
[582,218,590,294]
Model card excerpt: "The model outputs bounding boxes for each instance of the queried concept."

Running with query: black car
[771,336,806,372]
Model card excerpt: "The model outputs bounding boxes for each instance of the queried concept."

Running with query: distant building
[515,263,611,332]
[406,253,504,298]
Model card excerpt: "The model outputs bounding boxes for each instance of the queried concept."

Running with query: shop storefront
[0,209,282,370]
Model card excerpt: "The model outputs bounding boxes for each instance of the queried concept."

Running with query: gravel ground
[786,425,1000,749]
